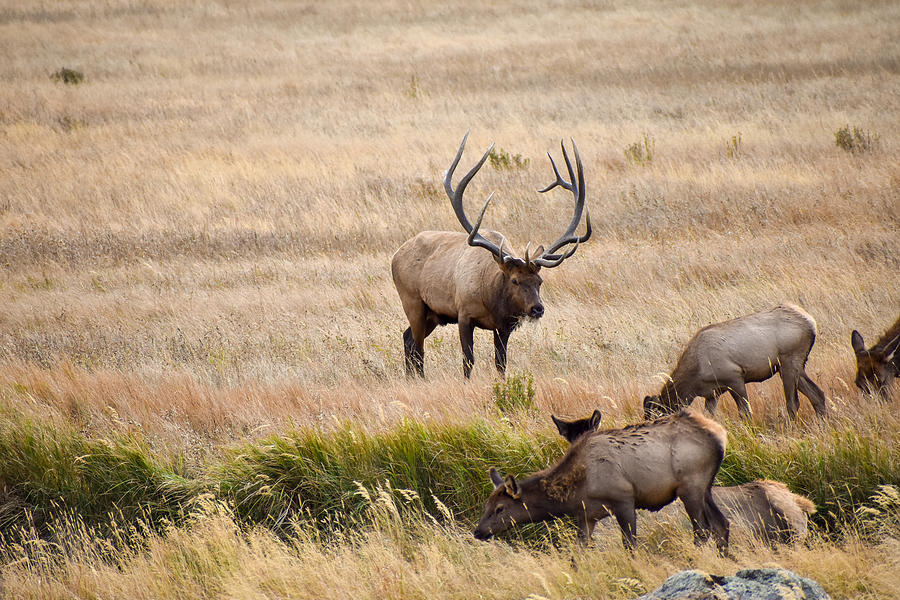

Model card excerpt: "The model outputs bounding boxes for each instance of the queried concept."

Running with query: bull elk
[551,411,816,545]
[851,314,900,400]
[391,132,591,378]
[643,304,827,420]
[474,410,730,553]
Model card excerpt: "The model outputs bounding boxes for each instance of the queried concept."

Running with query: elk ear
[851,330,866,355]
[504,474,520,499]
[589,409,602,430]
[551,414,569,437]
[489,467,504,488]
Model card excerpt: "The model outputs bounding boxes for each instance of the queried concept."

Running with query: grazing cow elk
[551,411,815,545]
[474,410,730,553]
[643,304,827,420]
[851,314,900,400]
[391,132,591,378]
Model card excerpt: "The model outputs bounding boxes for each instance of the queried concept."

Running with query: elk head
[473,467,529,540]
[444,132,592,324]
[851,329,900,400]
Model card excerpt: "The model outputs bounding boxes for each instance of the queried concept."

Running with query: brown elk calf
[391,132,591,378]
[474,410,730,553]
[643,304,827,420]
[552,412,816,545]
[851,314,900,401]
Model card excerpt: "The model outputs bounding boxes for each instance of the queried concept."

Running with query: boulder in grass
[636,568,830,600]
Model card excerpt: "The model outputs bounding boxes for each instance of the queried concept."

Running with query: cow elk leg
[611,500,637,550]
[726,381,753,419]
[679,488,713,546]
[459,319,476,378]
[798,373,827,417]
[703,394,721,416]
[493,329,512,374]
[702,488,730,556]
[780,364,802,419]
[402,328,425,377]
[575,513,597,546]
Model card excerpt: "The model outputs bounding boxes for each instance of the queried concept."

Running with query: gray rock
[636,568,830,600]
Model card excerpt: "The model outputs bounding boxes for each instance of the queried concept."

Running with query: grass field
[1,0,899,598]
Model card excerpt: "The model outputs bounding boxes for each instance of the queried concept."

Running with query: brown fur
[552,411,816,545]
[475,410,730,553]
[851,314,900,400]
[392,230,544,378]
[644,304,827,420]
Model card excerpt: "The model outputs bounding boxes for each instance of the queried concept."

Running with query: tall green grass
[0,410,897,544]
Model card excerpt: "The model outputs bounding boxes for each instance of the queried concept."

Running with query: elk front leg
[726,380,753,419]
[493,328,511,374]
[459,319,476,378]
[611,500,637,550]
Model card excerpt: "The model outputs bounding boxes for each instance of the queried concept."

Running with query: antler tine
[533,139,592,268]
[443,132,507,260]
[467,192,511,258]
[537,153,572,193]
[536,239,579,268]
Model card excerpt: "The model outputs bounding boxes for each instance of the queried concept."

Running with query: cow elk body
[474,410,730,553]
[552,412,815,545]
[643,304,827,420]
[391,132,591,378]
[851,314,900,400]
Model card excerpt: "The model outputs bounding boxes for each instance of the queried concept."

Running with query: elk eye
[511,279,519,286]
[494,505,505,515]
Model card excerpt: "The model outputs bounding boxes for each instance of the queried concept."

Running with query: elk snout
[473,527,492,540]
[529,304,544,319]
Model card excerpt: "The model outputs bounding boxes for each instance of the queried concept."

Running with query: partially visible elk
[851,314,900,401]
[551,409,601,442]
[551,411,816,545]
[643,304,827,420]
[474,410,730,553]
[391,132,591,378]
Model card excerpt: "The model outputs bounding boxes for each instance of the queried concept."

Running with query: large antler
[531,139,592,268]
[444,131,511,262]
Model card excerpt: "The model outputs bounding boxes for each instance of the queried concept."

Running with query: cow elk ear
[589,409,602,429]
[489,467,504,488]
[551,414,568,437]
[504,475,520,499]
[851,330,866,355]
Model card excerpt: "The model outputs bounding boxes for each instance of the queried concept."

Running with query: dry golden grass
[1,0,899,597]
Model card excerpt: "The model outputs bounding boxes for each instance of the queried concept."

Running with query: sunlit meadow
[1,0,898,598]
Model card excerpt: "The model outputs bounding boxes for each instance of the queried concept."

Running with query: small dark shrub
[834,125,879,154]
[51,68,84,85]
[725,132,742,159]
[492,371,536,413]
[489,148,529,171]
[624,133,654,166]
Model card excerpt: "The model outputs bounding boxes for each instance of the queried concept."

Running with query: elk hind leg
[679,487,714,547]
[798,372,827,417]
[702,487,730,555]
[780,364,802,419]
[401,302,436,378]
